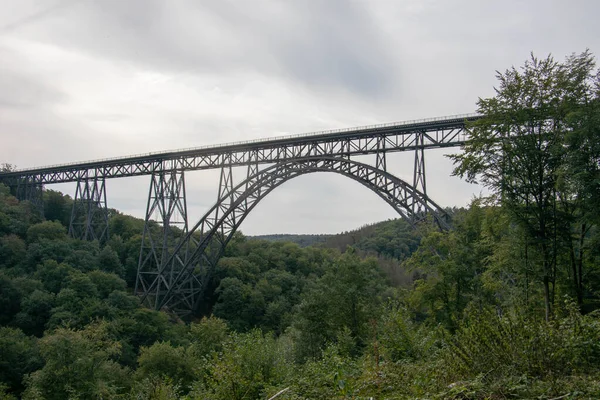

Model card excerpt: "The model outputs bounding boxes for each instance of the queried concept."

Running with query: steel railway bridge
[0,113,481,316]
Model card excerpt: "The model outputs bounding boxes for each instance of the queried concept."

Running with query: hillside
[250,233,331,247]
[253,218,424,258]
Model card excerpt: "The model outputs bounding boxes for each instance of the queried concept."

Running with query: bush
[192,330,290,400]
[438,302,600,385]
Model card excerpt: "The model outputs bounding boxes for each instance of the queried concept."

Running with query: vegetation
[250,233,332,247]
[0,51,599,399]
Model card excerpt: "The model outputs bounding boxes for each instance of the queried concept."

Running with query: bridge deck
[0,113,481,184]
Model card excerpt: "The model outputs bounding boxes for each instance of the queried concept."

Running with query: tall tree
[557,54,600,306]
[451,51,599,319]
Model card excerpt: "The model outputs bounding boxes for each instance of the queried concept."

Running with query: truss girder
[137,156,448,316]
[68,175,109,242]
[0,116,478,185]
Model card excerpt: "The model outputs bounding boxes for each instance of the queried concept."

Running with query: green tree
[0,327,42,396]
[212,277,266,331]
[0,184,41,237]
[135,342,196,392]
[22,323,130,399]
[87,270,126,298]
[0,274,21,325]
[556,54,600,306]
[0,235,26,270]
[26,221,67,243]
[64,249,99,273]
[106,308,180,363]
[451,51,599,319]
[188,316,229,358]
[25,240,72,272]
[193,330,289,400]
[98,245,124,276]
[33,260,74,294]
[13,289,55,337]
[43,190,71,226]
[294,253,387,359]
[405,203,490,328]
[65,272,99,299]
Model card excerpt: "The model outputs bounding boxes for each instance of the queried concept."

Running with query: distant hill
[252,218,421,260]
[251,233,332,247]
[250,218,422,287]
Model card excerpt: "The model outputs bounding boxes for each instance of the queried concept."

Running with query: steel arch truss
[136,156,449,316]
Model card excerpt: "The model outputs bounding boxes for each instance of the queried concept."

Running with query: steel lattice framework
[0,113,481,316]
[136,156,449,316]
[0,114,479,185]
[68,174,109,242]
[14,175,44,216]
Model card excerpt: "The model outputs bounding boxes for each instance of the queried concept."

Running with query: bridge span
[0,113,481,316]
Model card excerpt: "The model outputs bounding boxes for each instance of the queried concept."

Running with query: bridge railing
[12,113,481,172]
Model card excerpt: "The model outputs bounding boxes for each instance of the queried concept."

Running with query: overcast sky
[1,0,599,235]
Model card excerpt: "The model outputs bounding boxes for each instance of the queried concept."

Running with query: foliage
[0,327,42,396]
[191,329,291,400]
[26,221,67,244]
[22,322,130,400]
[439,303,600,383]
[135,342,196,391]
[451,51,600,319]
[293,252,388,360]
[188,316,229,358]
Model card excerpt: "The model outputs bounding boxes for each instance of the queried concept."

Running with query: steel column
[412,131,427,216]
[216,154,235,224]
[68,174,109,242]
[135,163,190,310]
[246,150,259,189]
[15,176,44,216]
[376,136,387,172]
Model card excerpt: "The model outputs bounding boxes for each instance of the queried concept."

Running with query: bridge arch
[136,156,448,315]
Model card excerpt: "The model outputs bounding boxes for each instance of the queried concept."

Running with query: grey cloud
[0,71,65,110]
[10,0,396,98]
[0,0,80,33]
[199,0,396,97]
[0,46,67,109]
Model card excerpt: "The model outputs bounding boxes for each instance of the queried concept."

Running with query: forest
[0,52,599,399]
